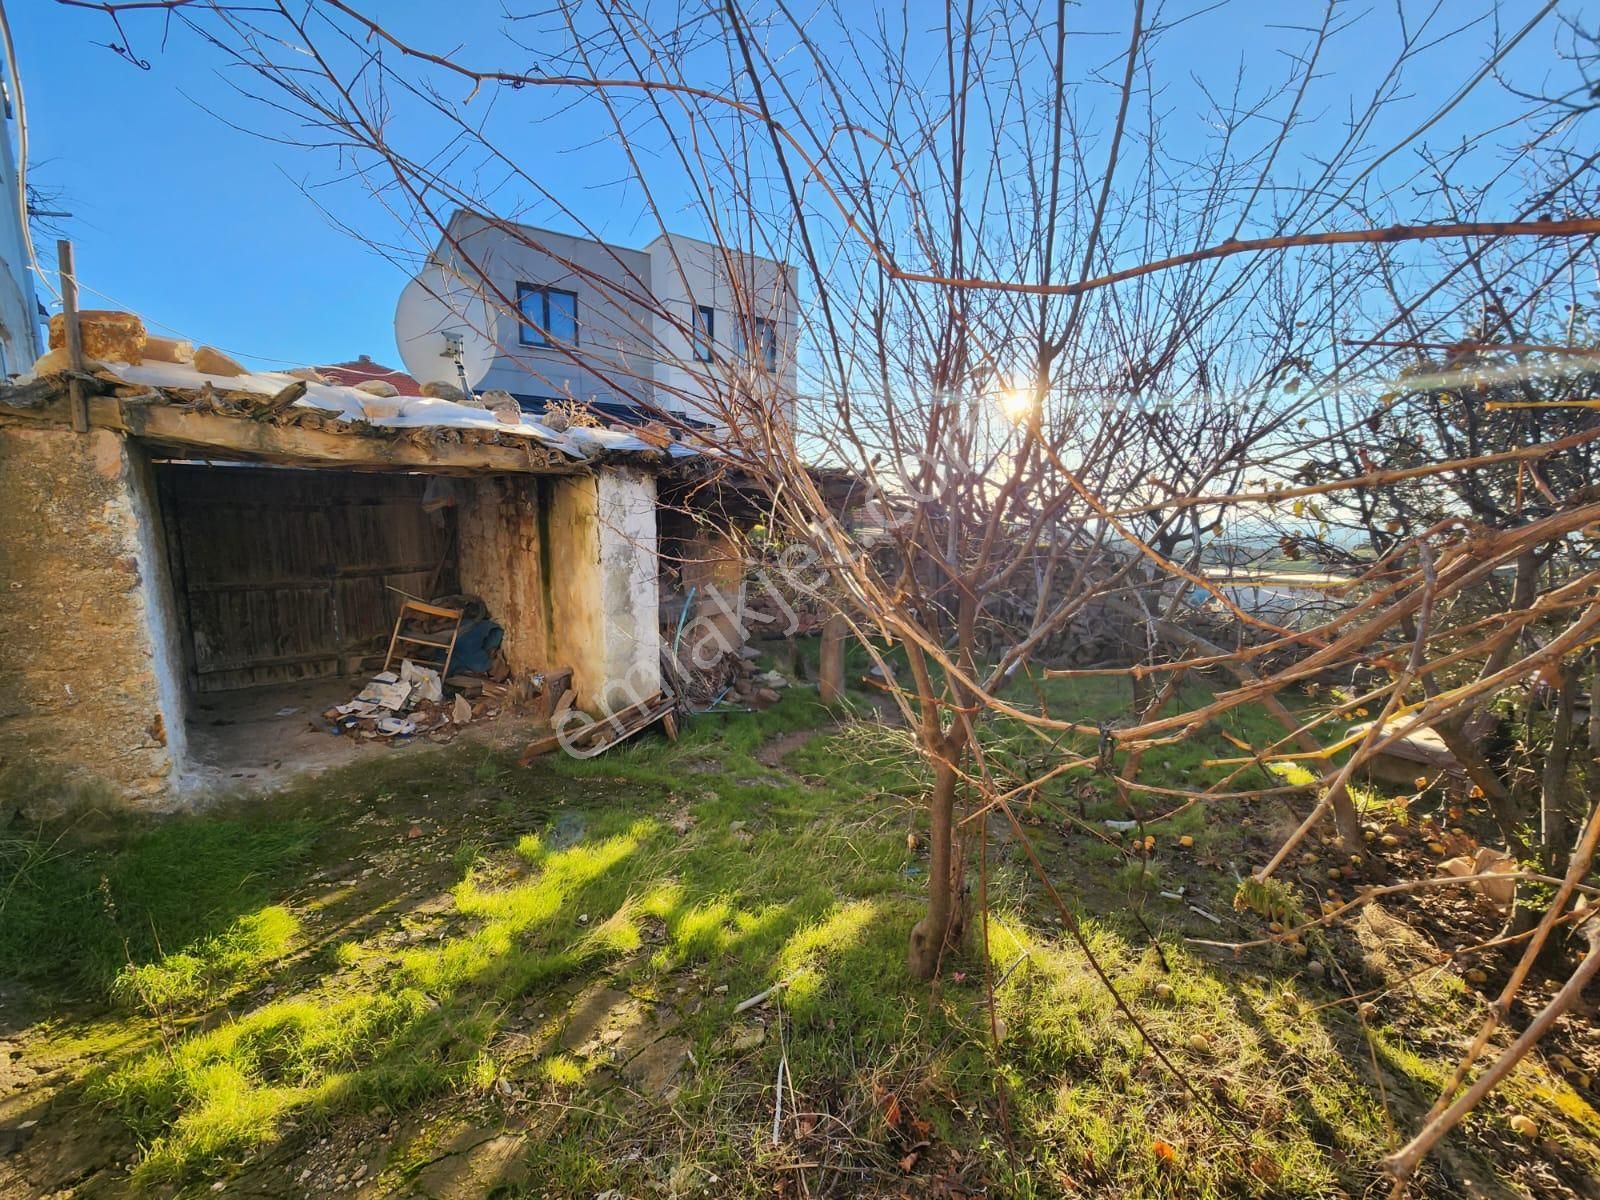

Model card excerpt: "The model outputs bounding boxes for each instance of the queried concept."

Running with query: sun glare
[997,387,1034,422]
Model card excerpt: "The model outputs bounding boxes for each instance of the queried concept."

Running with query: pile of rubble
[325,658,524,742]
[730,653,790,707]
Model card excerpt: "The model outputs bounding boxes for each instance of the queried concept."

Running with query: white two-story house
[401,210,798,436]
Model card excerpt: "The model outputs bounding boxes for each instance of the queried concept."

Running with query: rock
[28,346,107,376]
[141,335,193,364]
[286,366,330,384]
[730,1023,766,1051]
[478,389,523,424]
[622,1035,692,1093]
[413,1132,528,1199]
[421,380,465,402]
[755,687,781,705]
[354,378,400,397]
[638,420,674,447]
[49,309,146,363]
[541,409,570,432]
[193,344,246,377]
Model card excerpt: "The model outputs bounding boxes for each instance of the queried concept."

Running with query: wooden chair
[382,599,464,675]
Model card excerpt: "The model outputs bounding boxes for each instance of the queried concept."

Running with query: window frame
[752,315,779,372]
[516,283,579,348]
[694,304,716,362]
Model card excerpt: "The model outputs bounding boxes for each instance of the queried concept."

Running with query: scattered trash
[400,658,444,704]
[1103,819,1140,832]
[325,646,527,743]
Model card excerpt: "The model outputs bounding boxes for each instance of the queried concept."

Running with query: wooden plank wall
[156,465,458,692]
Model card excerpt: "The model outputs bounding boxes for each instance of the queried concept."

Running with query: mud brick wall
[0,425,183,803]
[458,474,551,676]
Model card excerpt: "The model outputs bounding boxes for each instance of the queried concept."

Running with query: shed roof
[2,356,699,475]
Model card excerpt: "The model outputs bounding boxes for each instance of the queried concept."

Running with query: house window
[733,315,780,371]
[752,316,778,372]
[516,284,578,347]
[694,305,715,362]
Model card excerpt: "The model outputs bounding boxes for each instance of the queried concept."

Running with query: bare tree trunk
[909,756,962,978]
[1541,670,1577,873]
[1433,723,1529,857]
[819,612,846,704]
[1588,654,1600,760]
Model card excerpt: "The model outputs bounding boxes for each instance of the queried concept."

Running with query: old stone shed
[0,356,683,803]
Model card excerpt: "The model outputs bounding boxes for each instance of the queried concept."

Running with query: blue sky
[10,2,1570,373]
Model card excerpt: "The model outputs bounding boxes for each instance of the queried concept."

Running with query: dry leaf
[883,1092,902,1128]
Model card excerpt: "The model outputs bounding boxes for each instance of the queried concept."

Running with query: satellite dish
[394,264,497,391]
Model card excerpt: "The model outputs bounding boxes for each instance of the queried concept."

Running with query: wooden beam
[57,240,88,433]
[2,395,586,475]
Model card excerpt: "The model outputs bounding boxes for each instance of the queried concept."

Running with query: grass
[0,790,317,996]
[4,657,1598,1197]
[109,905,298,1011]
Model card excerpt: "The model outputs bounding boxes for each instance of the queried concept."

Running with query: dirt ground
[180,678,543,794]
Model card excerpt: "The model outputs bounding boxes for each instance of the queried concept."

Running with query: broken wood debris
[519,692,678,765]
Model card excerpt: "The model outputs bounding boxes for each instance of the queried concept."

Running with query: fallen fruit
[1464,967,1488,985]
[1178,835,1194,848]
[1427,841,1447,855]
[1380,834,1401,848]
[1188,1033,1211,1054]
[1509,1114,1537,1139]
[1153,982,1176,1003]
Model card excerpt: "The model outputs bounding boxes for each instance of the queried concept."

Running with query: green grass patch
[0,807,317,996]
[110,905,298,1012]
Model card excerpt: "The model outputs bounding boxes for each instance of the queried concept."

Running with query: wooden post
[57,239,87,433]
[819,611,847,704]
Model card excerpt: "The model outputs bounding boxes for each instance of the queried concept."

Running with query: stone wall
[0,425,183,803]
[456,469,662,716]
[457,475,551,676]
[545,470,661,714]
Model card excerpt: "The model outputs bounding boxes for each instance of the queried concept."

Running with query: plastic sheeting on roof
[100,360,698,462]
